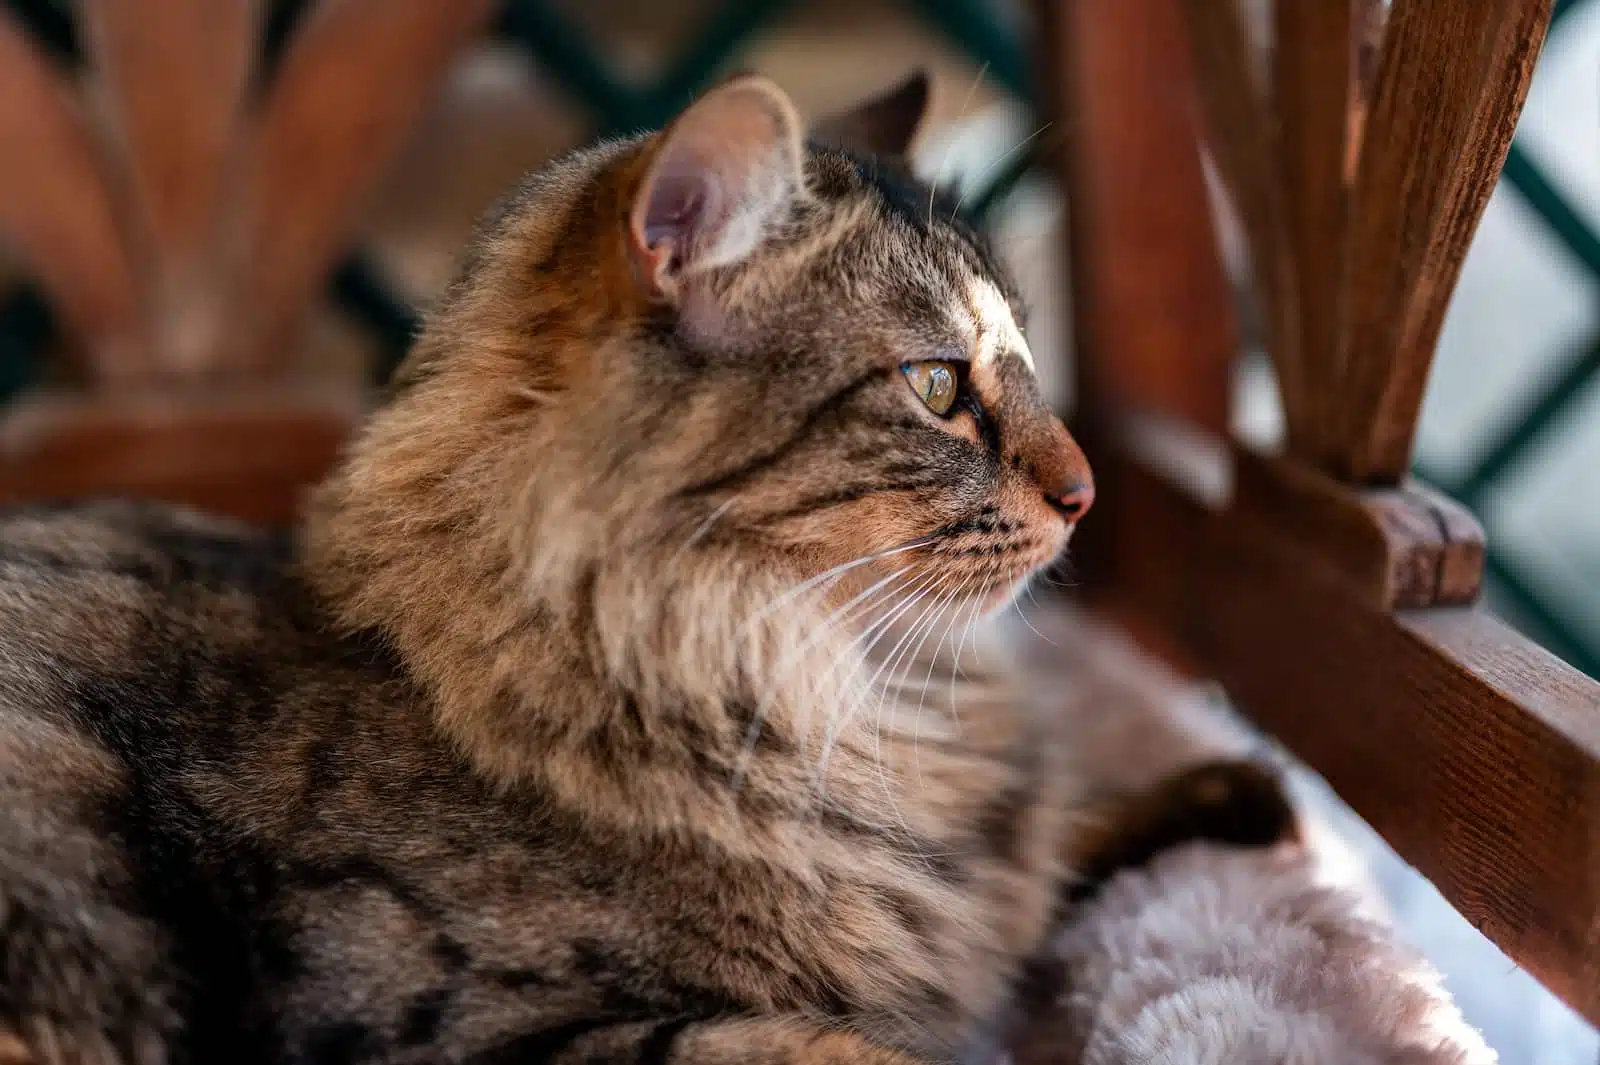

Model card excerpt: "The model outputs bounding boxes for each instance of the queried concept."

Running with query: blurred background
[0,0,1595,1060]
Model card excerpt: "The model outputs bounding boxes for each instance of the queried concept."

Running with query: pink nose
[1050,480,1095,522]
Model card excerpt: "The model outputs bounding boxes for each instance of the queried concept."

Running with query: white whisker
[952,123,1053,221]
[861,577,952,837]
[815,570,949,792]
[737,536,934,635]
[949,572,995,716]
[730,564,919,795]
[930,61,990,227]
[910,571,979,779]
[666,498,736,567]
[1013,582,1057,647]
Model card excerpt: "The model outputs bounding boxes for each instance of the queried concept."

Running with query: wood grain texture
[1041,0,1236,436]
[1337,0,1552,482]
[82,0,259,270]
[1273,0,1359,461]
[1181,0,1304,446]
[0,392,359,526]
[81,0,261,377]
[1346,0,1390,182]
[1232,444,1486,608]
[233,0,497,372]
[0,13,145,380]
[1093,439,1599,1025]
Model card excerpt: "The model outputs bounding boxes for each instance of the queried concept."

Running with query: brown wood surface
[1347,1,1390,181]
[83,0,259,273]
[1273,0,1360,460]
[1093,435,1600,1025]
[1232,444,1486,608]
[1181,0,1303,444]
[0,393,358,527]
[0,13,144,380]
[82,0,261,378]
[1337,0,1551,482]
[1045,0,1591,1032]
[1041,0,1236,437]
[233,0,497,372]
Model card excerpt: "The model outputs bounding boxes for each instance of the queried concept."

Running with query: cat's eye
[902,360,960,416]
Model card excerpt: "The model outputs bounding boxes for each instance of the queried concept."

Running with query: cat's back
[0,499,306,717]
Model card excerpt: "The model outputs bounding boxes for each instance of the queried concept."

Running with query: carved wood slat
[1181,0,1304,446]
[1044,0,1589,1026]
[1337,0,1551,481]
[0,13,143,380]
[1043,0,1236,437]
[0,0,492,523]
[233,0,499,372]
[81,0,262,377]
[1273,0,1359,462]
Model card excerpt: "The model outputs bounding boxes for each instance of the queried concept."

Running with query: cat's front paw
[1069,758,1298,903]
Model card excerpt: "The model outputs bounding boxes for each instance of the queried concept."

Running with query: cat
[0,72,1290,1065]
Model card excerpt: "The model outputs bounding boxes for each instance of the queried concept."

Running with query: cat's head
[308,72,1091,694]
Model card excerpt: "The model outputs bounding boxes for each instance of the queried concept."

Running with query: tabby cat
[0,73,1288,1065]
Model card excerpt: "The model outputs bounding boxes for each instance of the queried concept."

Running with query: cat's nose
[1049,479,1096,522]
[1035,421,1095,523]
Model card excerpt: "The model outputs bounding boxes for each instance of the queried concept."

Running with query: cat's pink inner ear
[629,75,805,295]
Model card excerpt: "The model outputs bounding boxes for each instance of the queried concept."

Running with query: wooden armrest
[1091,430,1600,1024]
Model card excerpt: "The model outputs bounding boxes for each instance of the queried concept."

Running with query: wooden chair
[1041,0,1598,1026]
[0,0,496,524]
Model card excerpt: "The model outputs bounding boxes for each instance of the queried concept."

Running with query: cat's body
[0,74,1284,1065]
[0,495,1066,1065]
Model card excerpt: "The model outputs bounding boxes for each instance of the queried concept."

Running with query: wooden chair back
[0,0,495,523]
[1042,0,1598,1024]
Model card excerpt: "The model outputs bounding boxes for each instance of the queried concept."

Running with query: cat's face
[387,73,1091,624]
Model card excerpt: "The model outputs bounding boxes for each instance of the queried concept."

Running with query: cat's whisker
[929,60,990,228]
[733,542,932,768]
[809,566,943,738]
[868,575,964,823]
[746,561,936,791]
[803,573,935,797]
[951,123,1054,222]
[666,498,736,567]
[860,579,952,838]
[800,583,942,811]
[784,567,931,760]
[869,571,954,771]
[731,564,917,796]
[948,571,997,717]
[1013,580,1058,648]
[889,573,960,710]
[512,385,558,404]
[737,536,934,636]
[814,569,948,794]
[910,571,980,781]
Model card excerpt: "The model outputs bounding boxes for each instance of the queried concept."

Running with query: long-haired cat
[0,73,1285,1065]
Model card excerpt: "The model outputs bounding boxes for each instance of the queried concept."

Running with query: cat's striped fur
[0,75,1288,1065]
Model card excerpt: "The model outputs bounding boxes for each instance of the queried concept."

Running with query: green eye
[902,360,960,416]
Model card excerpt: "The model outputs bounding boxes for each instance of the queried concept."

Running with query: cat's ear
[811,71,931,159]
[629,74,805,296]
